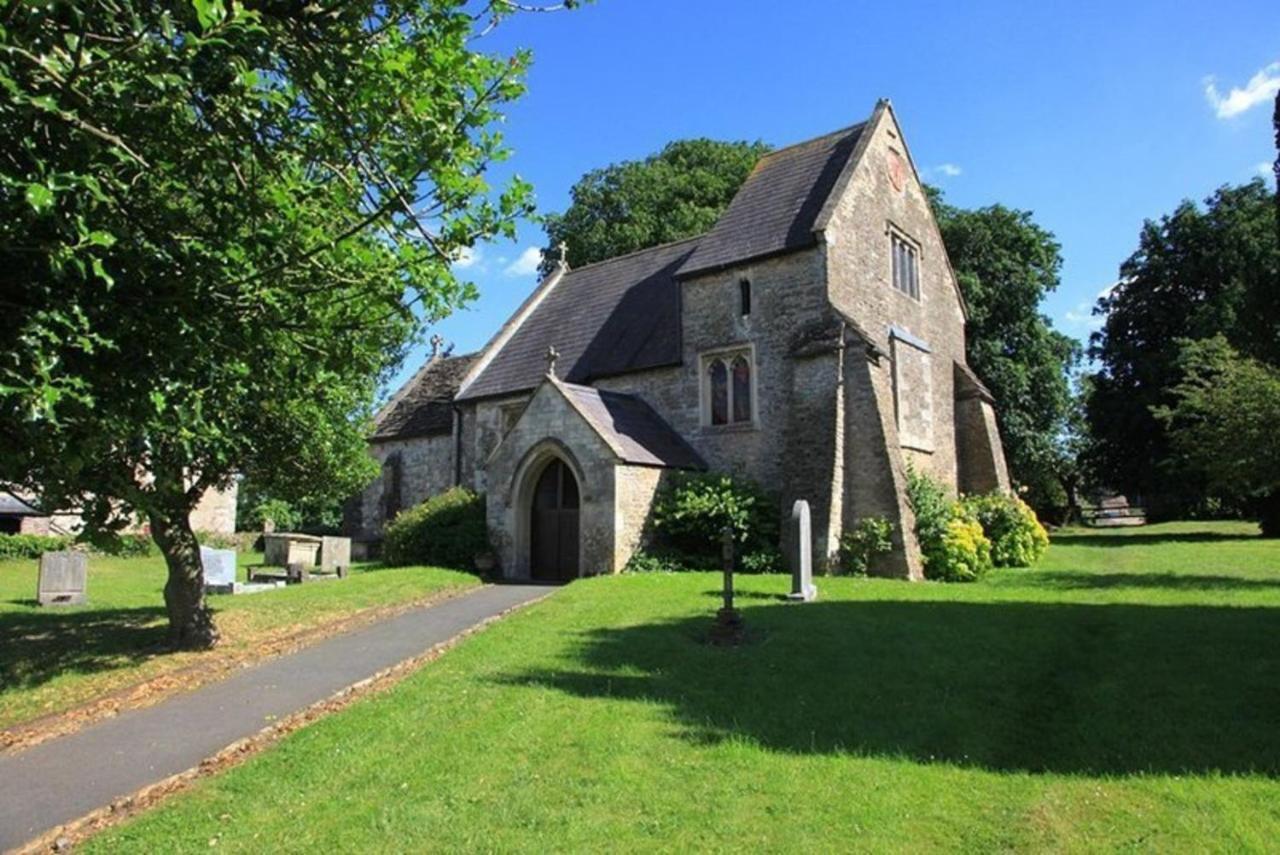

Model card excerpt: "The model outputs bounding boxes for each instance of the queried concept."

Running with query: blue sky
[396,0,1278,392]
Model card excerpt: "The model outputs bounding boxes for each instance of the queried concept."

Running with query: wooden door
[530,459,580,581]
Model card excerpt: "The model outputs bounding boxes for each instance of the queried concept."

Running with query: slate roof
[557,381,706,470]
[456,110,879,402]
[0,492,43,516]
[372,353,478,441]
[455,237,699,401]
[676,122,867,278]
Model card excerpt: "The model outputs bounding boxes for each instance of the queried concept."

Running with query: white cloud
[1204,61,1280,118]
[1063,306,1103,331]
[503,246,543,277]
[452,245,481,270]
[935,163,962,177]
[1260,161,1276,177]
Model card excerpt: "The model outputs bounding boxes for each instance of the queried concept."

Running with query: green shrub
[197,531,246,552]
[382,487,488,571]
[651,472,778,564]
[962,492,1049,567]
[741,546,785,574]
[906,467,993,582]
[100,533,158,557]
[838,516,895,575]
[623,550,684,574]
[0,533,73,560]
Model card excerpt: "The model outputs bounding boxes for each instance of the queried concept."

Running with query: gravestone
[200,546,237,592]
[319,536,351,575]
[787,499,817,602]
[37,551,88,606]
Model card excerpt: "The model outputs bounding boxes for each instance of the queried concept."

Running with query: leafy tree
[1085,181,1279,516]
[541,138,770,272]
[0,2,544,647]
[928,189,1082,516]
[1154,337,1280,535]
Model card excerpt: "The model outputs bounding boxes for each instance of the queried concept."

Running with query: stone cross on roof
[545,345,560,378]
[556,241,568,268]
[429,334,445,358]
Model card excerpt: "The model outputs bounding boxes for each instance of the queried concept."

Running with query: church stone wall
[612,464,673,573]
[349,433,456,542]
[484,382,617,578]
[823,110,970,492]
[595,248,837,550]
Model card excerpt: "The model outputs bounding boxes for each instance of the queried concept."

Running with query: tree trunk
[149,509,219,649]
[1258,492,1280,539]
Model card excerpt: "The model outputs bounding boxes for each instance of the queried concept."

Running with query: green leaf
[90,257,115,288]
[24,183,53,213]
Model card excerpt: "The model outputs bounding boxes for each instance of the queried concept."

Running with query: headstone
[200,546,237,591]
[37,551,88,606]
[319,536,351,575]
[787,500,817,602]
[287,562,309,584]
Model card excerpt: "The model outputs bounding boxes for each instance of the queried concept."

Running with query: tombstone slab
[200,546,238,593]
[787,499,817,602]
[319,536,351,575]
[37,551,88,606]
[263,533,321,569]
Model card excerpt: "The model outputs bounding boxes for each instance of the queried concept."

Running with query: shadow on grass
[1008,571,1280,592]
[0,606,168,695]
[1052,531,1259,548]
[497,599,1280,776]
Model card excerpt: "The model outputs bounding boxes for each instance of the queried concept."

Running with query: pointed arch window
[701,348,755,427]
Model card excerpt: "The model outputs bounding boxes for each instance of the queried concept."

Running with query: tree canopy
[1154,336,1280,535]
[541,138,770,272]
[1085,180,1279,516]
[1,1,541,646]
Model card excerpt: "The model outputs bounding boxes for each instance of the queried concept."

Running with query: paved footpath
[0,583,552,851]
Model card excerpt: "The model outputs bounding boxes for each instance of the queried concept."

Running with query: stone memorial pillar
[787,500,817,602]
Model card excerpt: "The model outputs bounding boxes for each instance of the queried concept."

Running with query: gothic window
[708,359,729,426]
[891,231,920,300]
[702,349,754,427]
[739,278,752,317]
[381,452,403,523]
[732,355,752,423]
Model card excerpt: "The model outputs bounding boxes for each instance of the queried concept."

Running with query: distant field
[0,553,479,731]
[89,521,1280,852]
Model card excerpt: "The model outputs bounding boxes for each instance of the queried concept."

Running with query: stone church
[346,101,1009,580]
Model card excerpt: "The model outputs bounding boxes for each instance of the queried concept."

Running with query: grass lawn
[0,553,480,732]
[83,521,1280,851]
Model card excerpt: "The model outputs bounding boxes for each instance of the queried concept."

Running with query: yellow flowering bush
[962,493,1049,567]
[931,505,993,582]
[906,467,993,582]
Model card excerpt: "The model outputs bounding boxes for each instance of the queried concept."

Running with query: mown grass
[0,553,479,730]
[87,521,1280,852]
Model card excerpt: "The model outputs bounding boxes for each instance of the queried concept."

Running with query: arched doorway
[530,458,580,581]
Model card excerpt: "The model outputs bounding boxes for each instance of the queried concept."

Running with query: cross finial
[429,334,445,357]
[545,345,560,378]
[556,241,568,267]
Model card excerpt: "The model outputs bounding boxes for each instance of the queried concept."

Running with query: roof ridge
[757,120,868,161]
[562,233,703,274]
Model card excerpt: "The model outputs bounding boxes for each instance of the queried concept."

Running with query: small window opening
[739,279,751,317]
